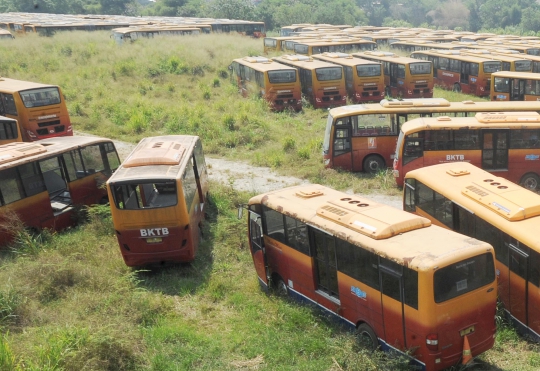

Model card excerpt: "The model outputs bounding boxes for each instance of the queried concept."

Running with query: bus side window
[0,168,24,205]
[262,205,286,244]
[404,179,416,212]
[0,93,17,116]
[62,150,85,181]
[529,249,540,288]
[80,144,106,174]
[284,215,309,255]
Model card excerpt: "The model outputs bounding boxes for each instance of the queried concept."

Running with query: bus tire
[453,83,461,93]
[273,275,288,297]
[520,173,539,191]
[356,323,378,351]
[363,155,385,174]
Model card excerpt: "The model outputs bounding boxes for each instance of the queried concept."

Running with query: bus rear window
[112,181,177,210]
[20,87,61,108]
[434,252,495,303]
[316,67,342,81]
[268,70,296,84]
[409,62,431,75]
[357,64,381,77]
[515,60,532,72]
[294,44,309,54]
[483,61,501,73]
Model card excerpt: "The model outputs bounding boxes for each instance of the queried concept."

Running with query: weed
[282,136,296,152]
[212,78,220,87]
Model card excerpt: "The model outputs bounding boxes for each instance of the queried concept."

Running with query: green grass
[0,31,538,371]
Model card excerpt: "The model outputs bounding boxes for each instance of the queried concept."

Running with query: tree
[426,0,469,30]
[520,6,540,33]
[313,0,366,26]
[207,0,256,20]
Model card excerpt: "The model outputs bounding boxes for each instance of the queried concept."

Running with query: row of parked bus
[230,52,434,110]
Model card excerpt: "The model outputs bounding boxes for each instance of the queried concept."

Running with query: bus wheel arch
[271,273,288,297]
[363,155,385,174]
[356,322,378,351]
[453,83,461,93]
[520,172,540,191]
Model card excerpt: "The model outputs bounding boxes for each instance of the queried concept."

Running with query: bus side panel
[279,245,316,298]
[507,148,540,184]
[422,151,483,170]
[352,136,397,172]
[496,262,510,312]
[264,237,290,288]
[528,282,540,340]
[68,174,108,206]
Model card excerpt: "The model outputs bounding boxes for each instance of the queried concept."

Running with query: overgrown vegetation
[0,32,538,370]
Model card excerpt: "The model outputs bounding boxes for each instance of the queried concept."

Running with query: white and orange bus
[107,135,209,267]
[323,98,540,174]
[311,52,384,103]
[491,71,540,101]
[0,77,72,141]
[353,51,433,98]
[0,136,120,246]
[392,111,540,190]
[404,161,540,342]
[273,55,346,109]
[230,56,302,112]
[243,184,497,371]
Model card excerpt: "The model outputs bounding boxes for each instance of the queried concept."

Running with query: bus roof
[405,162,540,247]
[312,52,382,67]
[459,49,532,62]
[109,135,199,181]
[0,136,112,170]
[491,70,540,79]
[411,50,502,63]
[401,111,540,133]
[249,184,492,270]
[273,55,342,70]
[328,99,540,120]
[0,77,57,92]
[354,51,429,64]
[232,57,297,73]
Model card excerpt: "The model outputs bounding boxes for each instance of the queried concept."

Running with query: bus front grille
[415,84,428,89]
[363,87,379,91]
[277,94,293,99]
[323,91,339,95]
[37,119,61,128]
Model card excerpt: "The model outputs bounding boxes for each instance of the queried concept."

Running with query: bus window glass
[475,217,507,266]
[470,63,479,76]
[334,128,350,155]
[515,61,531,72]
[351,114,393,136]
[315,67,342,81]
[62,150,85,181]
[113,181,177,209]
[295,44,309,54]
[494,77,509,93]
[182,159,196,210]
[19,87,61,108]
[255,71,264,88]
[264,38,276,47]
[403,134,423,165]
[483,62,500,73]
[193,140,206,177]
[424,130,452,151]
[284,215,309,255]
[403,267,418,309]
[434,252,494,303]
[263,205,286,243]
[0,94,17,116]
[356,64,381,77]
[434,191,453,228]
[397,64,406,78]
[268,70,296,84]
[0,168,23,205]
[509,241,528,280]
[335,238,379,290]
[454,129,480,150]
[80,144,105,174]
[0,120,17,140]
[530,249,540,287]
[312,229,339,297]
[103,142,120,171]
[410,62,431,75]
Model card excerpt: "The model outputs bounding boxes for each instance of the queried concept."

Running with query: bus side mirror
[237,205,245,219]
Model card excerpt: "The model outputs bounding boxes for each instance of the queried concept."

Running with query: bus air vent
[380,98,450,107]
[296,189,324,198]
[436,116,452,121]
[0,142,47,165]
[462,180,540,220]
[446,168,470,177]
[475,111,540,123]
[317,197,431,239]
[123,141,186,167]
[244,56,270,63]
[462,100,475,104]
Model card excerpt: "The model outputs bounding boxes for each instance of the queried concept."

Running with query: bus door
[482,130,508,171]
[510,79,525,101]
[508,241,529,331]
[332,122,353,171]
[248,209,269,287]
[379,261,406,350]
[389,63,398,88]
[344,66,354,96]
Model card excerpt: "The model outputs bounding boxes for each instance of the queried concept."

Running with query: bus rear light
[426,333,438,351]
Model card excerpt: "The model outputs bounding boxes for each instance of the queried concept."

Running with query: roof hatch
[0,142,47,165]
[123,141,185,168]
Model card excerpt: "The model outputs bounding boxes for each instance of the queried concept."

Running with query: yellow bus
[263,36,299,53]
[293,38,376,56]
[0,136,120,246]
[393,111,540,190]
[230,56,302,112]
[272,55,346,109]
[243,184,496,371]
[107,135,209,267]
[311,52,384,103]
[489,49,540,73]
[0,116,21,145]
[323,98,540,174]
[490,71,540,101]
[0,77,72,142]
[353,51,433,98]
[459,49,532,72]
[389,39,466,53]
[404,161,540,342]
[110,26,201,44]
[0,29,13,39]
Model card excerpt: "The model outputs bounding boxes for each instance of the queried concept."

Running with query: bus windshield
[434,252,495,303]
[409,62,431,75]
[112,181,178,210]
[483,61,501,73]
[316,67,342,81]
[357,64,381,77]
[20,87,61,108]
[268,70,296,84]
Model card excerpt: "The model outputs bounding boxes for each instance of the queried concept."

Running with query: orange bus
[263,36,299,53]
[311,52,384,103]
[353,51,433,98]
[0,136,120,246]
[393,111,540,190]
[243,184,496,371]
[293,38,376,56]
[491,71,540,101]
[459,49,532,72]
[273,55,346,109]
[389,39,467,53]
[404,161,540,342]
[0,77,72,142]
[230,56,302,112]
[0,116,22,145]
[411,50,501,97]
[323,98,540,174]
[107,135,209,267]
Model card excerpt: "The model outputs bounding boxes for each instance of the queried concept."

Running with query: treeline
[2,0,540,35]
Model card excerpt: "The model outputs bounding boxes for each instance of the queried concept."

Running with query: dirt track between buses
[96,134,402,209]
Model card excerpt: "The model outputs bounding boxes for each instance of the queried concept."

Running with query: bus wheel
[453,83,461,93]
[364,155,385,174]
[356,323,378,351]
[520,173,539,191]
[273,276,288,297]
